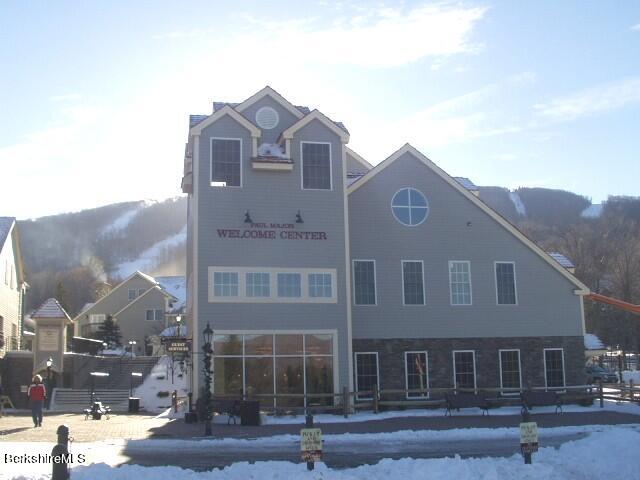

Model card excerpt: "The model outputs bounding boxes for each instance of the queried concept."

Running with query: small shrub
[155,375,165,380]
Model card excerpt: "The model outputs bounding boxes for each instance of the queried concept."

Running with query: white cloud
[631,23,640,31]
[534,76,640,121]
[49,93,83,102]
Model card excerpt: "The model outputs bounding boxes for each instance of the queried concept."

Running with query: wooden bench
[445,393,489,416]
[84,401,112,420]
[211,398,241,424]
[521,390,562,413]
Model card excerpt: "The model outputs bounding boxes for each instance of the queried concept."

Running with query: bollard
[51,424,70,480]
[172,390,178,413]
[598,378,604,408]
[305,414,314,471]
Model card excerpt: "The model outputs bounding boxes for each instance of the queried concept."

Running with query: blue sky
[1,0,639,219]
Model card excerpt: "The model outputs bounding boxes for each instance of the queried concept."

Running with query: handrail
[587,293,640,314]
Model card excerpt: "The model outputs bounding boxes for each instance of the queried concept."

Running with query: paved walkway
[1,409,639,442]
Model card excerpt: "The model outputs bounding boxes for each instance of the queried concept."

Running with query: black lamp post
[203,322,213,436]
[46,357,53,410]
[176,315,182,337]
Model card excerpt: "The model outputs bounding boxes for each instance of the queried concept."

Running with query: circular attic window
[255,107,279,130]
[391,187,429,226]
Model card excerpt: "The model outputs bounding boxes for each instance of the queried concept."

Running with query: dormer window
[211,138,242,187]
[302,142,331,190]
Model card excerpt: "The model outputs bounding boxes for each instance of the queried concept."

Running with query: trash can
[184,411,197,423]
[128,397,140,413]
[240,401,260,426]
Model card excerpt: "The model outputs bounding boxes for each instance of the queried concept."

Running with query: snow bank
[622,370,640,383]
[134,355,189,412]
[11,428,640,480]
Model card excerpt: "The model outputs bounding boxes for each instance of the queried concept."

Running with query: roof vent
[255,106,279,130]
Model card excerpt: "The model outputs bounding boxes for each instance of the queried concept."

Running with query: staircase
[50,388,130,412]
[100,356,159,389]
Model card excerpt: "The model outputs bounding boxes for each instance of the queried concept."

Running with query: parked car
[585,365,619,384]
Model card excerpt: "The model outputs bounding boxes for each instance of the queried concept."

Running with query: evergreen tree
[95,315,122,348]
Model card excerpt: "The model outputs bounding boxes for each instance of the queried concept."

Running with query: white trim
[354,352,379,400]
[352,259,377,306]
[452,350,477,391]
[494,261,518,306]
[189,105,261,143]
[255,106,280,130]
[391,187,429,227]
[282,110,349,143]
[347,144,589,294]
[343,143,355,392]
[210,137,243,188]
[251,161,293,171]
[192,137,200,401]
[208,267,338,304]
[498,349,522,395]
[404,351,429,399]
[401,260,425,306]
[300,141,332,191]
[448,260,472,306]
[235,86,304,119]
[145,308,164,322]
[543,348,566,390]
[346,147,373,170]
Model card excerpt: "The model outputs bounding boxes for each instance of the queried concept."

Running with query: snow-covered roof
[156,275,186,313]
[0,216,15,251]
[31,298,71,321]
[585,333,605,350]
[257,143,287,159]
[159,324,189,337]
[453,177,478,192]
[548,252,575,269]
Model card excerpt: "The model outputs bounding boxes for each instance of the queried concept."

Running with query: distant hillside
[19,197,186,314]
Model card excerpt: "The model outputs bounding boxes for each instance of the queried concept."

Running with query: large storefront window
[544,348,565,388]
[499,350,521,393]
[355,352,379,400]
[453,350,476,390]
[212,333,334,408]
[405,351,428,398]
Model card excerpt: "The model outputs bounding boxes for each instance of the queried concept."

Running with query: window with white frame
[405,351,428,398]
[128,289,137,301]
[355,352,379,399]
[308,273,332,298]
[138,288,146,297]
[449,261,472,305]
[499,350,521,393]
[495,262,517,305]
[453,351,476,390]
[213,272,239,297]
[246,272,270,297]
[391,188,429,226]
[211,138,241,187]
[277,273,301,298]
[544,348,565,388]
[353,260,376,305]
[146,309,164,321]
[302,142,331,190]
[88,314,106,324]
[402,261,425,305]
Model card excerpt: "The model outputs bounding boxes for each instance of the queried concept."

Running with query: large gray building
[182,87,589,405]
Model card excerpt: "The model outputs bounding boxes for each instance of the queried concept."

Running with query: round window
[391,187,429,226]
[255,106,279,130]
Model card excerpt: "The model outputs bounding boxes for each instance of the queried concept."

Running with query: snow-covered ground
[5,427,640,479]
[114,226,186,278]
[509,191,526,216]
[622,370,640,383]
[134,355,189,412]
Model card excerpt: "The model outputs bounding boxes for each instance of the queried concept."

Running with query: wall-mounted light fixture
[295,210,304,224]
[244,210,253,223]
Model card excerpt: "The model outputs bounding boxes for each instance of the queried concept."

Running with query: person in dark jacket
[27,375,46,427]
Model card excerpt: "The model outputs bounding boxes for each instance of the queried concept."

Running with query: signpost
[301,415,322,470]
[166,339,190,353]
[520,421,539,464]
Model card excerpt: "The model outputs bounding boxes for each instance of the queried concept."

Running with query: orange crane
[587,293,640,315]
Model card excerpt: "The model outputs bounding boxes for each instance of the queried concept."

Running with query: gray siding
[348,151,584,339]
[239,96,300,145]
[346,151,370,174]
[195,108,351,390]
[115,288,169,353]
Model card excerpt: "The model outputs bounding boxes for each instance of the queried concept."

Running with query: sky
[1,0,639,219]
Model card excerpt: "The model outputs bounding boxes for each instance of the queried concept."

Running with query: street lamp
[130,372,143,397]
[176,315,182,337]
[46,357,53,410]
[203,322,213,436]
[89,372,110,405]
[128,340,137,355]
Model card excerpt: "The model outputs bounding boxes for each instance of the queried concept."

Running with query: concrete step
[51,388,131,412]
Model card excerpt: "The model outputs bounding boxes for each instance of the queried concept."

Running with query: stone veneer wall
[353,336,585,396]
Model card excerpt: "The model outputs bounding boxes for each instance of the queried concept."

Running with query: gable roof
[0,217,14,250]
[235,86,304,120]
[346,147,373,171]
[189,105,261,137]
[112,284,177,318]
[281,109,350,143]
[348,143,590,294]
[72,270,159,321]
[32,298,71,323]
